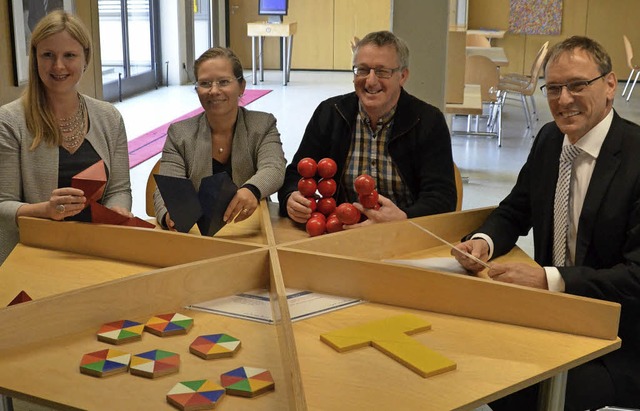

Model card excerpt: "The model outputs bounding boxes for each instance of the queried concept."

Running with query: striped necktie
[552,144,582,266]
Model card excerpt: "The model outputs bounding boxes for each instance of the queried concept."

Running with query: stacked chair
[496,41,549,130]
[622,35,640,102]
[451,54,503,146]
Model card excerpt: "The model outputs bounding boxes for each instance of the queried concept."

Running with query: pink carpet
[128,89,272,168]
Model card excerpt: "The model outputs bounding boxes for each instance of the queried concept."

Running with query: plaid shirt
[343,104,413,208]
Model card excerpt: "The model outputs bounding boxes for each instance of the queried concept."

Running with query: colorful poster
[509,0,563,35]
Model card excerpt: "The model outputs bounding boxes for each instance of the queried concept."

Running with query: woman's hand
[164,212,177,231]
[224,188,259,223]
[47,187,86,220]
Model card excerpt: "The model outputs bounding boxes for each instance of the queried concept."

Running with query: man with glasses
[278,30,456,226]
[453,36,640,410]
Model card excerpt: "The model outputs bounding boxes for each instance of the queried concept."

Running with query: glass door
[98,0,160,101]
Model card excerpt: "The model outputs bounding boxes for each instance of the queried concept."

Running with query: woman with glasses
[153,47,286,230]
[0,11,132,265]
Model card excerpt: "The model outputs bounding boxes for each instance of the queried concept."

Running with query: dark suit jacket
[472,111,640,404]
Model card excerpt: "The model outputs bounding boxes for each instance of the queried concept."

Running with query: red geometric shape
[72,160,106,204]
[7,290,32,306]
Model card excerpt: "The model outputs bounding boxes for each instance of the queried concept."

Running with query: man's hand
[346,194,406,229]
[451,239,490,273]
[286,191,314,223]
[487,263,548,289]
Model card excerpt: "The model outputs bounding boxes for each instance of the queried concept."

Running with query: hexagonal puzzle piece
[189,334,241,360]
[79,348,130,378]
[220,366,275,398]
[145,313,193,337]
[96,319,144,345]
[130,349,180,379]
[167,379,225,411]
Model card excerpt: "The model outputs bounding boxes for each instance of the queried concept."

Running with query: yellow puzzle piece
[320,314,456,378]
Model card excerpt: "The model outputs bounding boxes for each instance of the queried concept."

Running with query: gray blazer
[153,107,286,225]
[0,96,132,264]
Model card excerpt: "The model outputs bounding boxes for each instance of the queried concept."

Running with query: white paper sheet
[187,288,364,324]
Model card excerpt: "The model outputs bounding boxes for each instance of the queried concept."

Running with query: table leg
[286,34,294,83]
[251,36,257,85]
[537,371,567,411]
[259,36,264,82]
[282,36,287,86]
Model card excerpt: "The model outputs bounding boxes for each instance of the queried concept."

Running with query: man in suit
[278,30,456,227]
[453,36,640,410]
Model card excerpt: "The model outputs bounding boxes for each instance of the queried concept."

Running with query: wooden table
[247,21,297,86]
[445,84,483,115]
[0,204,621,410]
[466,46,509,67]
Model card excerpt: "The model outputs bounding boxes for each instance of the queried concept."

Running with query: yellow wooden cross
[320,314,456,378]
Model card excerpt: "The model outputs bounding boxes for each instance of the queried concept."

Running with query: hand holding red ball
[354,174,380,210]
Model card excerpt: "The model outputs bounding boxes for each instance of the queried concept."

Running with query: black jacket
[471,112,640,405]
[278,89,456,218]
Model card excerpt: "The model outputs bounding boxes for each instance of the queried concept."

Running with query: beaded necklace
[59,94,86,150]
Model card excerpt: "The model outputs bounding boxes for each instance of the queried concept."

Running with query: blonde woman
[0,10,132,264]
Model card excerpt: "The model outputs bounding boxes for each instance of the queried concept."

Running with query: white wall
[159,0,190,85]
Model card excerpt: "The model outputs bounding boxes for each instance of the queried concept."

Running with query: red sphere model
[317,178,337,197]
[317,197,337,216]
[359,189,380,209]
[325,216,344,233]
[297,157,317,178]
[310,212,326,222]
[354,174,376,195]
[306,197,317,212]
[298,177,317,197]
[335,203,361,225]
[317,158,338,179]
[305,217,325,237]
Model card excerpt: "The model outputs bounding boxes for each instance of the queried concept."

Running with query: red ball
[335,203,361,225]
[325,216,344,233]
[310,212,326,222]
[359,189,379,209]
[306,197,317,212]
[317,197,337,216]
[305,217,325,237]
[317,158,338,179]
[317,178,337,197]
[354,174,376,195]
[298,177,317,197]
[297,157,317,178]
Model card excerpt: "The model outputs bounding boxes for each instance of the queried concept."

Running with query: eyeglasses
[352,66,402,79]
[194,76,242,91]
[540,73,608,99]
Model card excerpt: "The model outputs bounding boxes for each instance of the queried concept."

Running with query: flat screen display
[258,0,288,16]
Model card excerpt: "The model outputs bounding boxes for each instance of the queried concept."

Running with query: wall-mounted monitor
[258,0,288,23]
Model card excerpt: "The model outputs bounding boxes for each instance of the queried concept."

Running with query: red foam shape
[72,160,106,203]
[8,290,32,306]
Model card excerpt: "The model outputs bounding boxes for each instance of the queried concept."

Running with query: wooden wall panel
[288,0,334,70]
[333,0,391,70]
[229,0,281,71]
[586,0,640,80]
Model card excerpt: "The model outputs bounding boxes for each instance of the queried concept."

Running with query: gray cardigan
[0,95,132,264]
[153,107,286,226]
